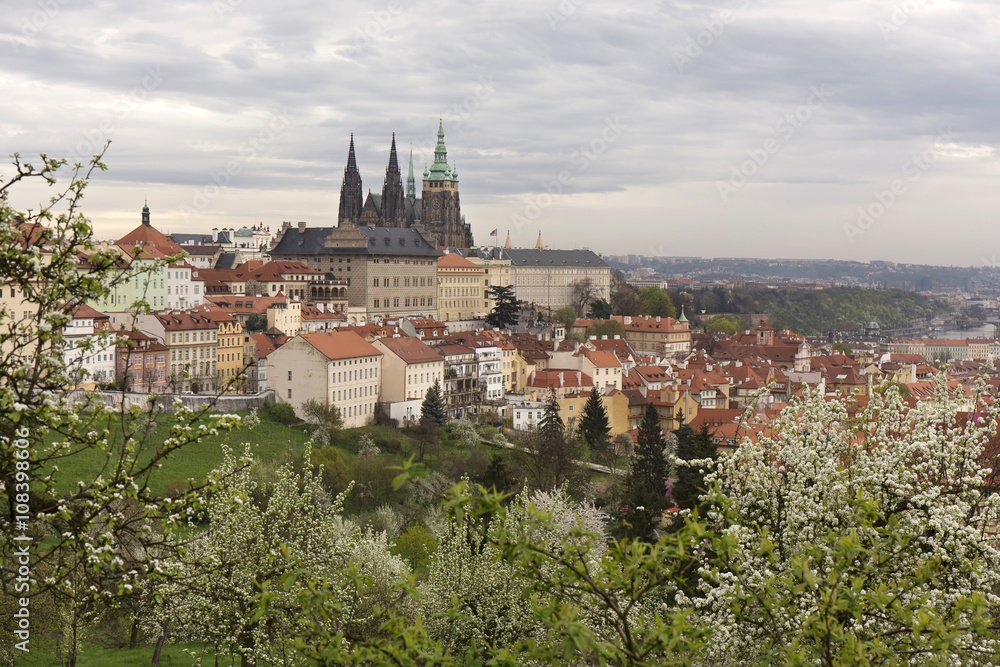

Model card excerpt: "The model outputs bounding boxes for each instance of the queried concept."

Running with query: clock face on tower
[432,198,441,214]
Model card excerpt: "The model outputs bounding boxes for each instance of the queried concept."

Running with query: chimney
[623,316,631,326]
[298,221,306,233]
[655,316,661,323]
[558,372,564,387]
[601,335,607,340]
[212,228,218,242]
[614,335,620,339]
[576,371,581,385]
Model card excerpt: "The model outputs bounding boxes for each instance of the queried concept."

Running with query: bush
[262,401,298,425]
[392,524,438,575]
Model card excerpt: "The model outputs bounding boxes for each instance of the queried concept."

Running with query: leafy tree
[245,312,267,332]
[639,287,676,318]
[585,318,625,339]
[610,273,641,316]
[569,277,596,316]
[831,341,853,355]
[588,298,613,320]
[704,314,741,335]
[577,387,610,454]
[243,278,267,297]
[421,380,447,427]
[486,284,520,329]
[301,398,344,446]
[554,306,578,332]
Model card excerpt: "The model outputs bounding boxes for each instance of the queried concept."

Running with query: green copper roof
[426,119,458,182]
[678,306,688,323]
[406,147,416,201]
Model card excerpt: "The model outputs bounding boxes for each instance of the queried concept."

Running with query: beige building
[437,253,488,322]
[267,331,383,428]
[373,336,445,403]
[139,310,220,394]
[270,223,441,322]
[266,296,302,335]
[614,315,691,356]
[466,249,512,313]
[502,246,610,312]
[558,389,630,437]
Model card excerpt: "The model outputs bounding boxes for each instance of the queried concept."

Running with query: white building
[63,304,117,388]
[167,263,204,311]
[474,345,504,405]
[266,331,383,428]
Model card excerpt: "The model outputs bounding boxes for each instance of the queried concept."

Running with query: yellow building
[437,253,488,322]
[558,389,630,437]
[466,250,513,313]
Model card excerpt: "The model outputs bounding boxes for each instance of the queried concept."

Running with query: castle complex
[337,121,474,249]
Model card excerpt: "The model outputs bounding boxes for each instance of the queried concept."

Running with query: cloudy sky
[2,0,998,265]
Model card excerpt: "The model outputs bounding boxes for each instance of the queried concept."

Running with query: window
[288,388,292,399]
[288,370,292,381]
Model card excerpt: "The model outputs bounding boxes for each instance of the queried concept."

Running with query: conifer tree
[674,422,717,512]
[632,403,668,499]
[421,380,447,427]
[578,387,611,452]
[539,390,564,444]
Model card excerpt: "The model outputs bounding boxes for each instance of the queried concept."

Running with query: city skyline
[3,1,999,266]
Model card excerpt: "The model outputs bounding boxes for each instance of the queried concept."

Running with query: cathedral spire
[406,145,416,203]
[381,133,406,226]
[142,200,150,227]
[338,133,364,226]
[346,133,358,173]
[387,133,400,174]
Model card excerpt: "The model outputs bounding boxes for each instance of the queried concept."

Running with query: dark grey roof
[502,248,608,268]
[171,233,214,245]
[271,225,442,258]
[182,244,221,255]
[214,252,238,269]
[404,198,421,223]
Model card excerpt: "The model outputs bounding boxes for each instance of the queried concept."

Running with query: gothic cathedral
[336,121,474,249]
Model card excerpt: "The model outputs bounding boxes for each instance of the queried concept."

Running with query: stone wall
[68,389,277,413]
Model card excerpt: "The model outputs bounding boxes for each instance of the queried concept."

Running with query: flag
[489,228,497,237]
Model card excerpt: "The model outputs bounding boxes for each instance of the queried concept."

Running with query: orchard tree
[0,147,242,664]
[691,381,1000,665]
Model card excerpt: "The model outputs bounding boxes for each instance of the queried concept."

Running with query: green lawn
[43,410,315,497]
[10,639,205,666]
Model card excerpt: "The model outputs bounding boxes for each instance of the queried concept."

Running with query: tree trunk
[129,618,140,649]
[151,624,169,665]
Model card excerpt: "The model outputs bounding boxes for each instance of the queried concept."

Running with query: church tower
[380,133,407,227]
[421,120,472,247]
[337,134,364,227]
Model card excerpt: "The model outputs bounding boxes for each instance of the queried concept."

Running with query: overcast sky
[2,0,998,265]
